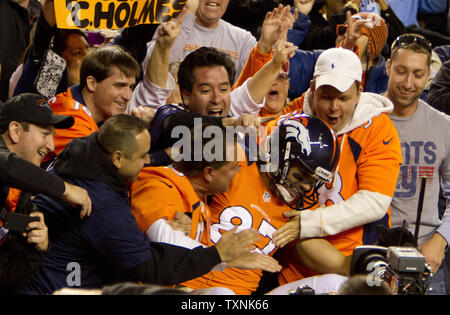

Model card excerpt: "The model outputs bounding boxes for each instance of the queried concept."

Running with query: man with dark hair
[177,47,236,111]
[385,33,450,295]
[129,5,298,119]
[130,7,297,168]
[0,93,92,294]
[23,114,261,294]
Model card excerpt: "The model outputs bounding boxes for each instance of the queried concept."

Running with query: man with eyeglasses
[385,33,450,295]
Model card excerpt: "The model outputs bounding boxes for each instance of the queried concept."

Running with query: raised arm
[128,7,186,111]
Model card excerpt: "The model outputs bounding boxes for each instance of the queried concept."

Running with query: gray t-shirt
[142,13,257,82]
[389,100,450,245]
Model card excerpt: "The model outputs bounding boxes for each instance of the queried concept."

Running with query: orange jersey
[0,188,21,245]
[232,45,273,91]
[48,86,98,158]
[4,187,20,213]
[182,161,290,295]
[275,95,401,284]
[130,165,210,244]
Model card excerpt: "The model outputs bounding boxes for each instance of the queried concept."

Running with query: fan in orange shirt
[132,114,341,294]
[130,122,283,293]
[271,48,401,287]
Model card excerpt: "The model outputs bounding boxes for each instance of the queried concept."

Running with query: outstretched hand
[273,210,301,248]
[222,114,276,129]
[215,228,260,263]
[226,252,282,273]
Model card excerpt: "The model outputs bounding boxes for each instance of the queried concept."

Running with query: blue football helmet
[265,113,340,210]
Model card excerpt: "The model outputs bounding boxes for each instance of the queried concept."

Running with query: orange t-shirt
[130,165,215,289]
[182,161,290,295]
[0,188,21,245]
[130,165,211,244]
[47,87,98,159]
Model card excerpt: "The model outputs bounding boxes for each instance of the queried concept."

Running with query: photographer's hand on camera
[23,212,48,252]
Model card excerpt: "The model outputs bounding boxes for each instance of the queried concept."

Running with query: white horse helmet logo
[284,119,312,156]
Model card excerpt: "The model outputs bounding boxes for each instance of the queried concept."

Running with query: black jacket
[24,133,222,294]
[0,136,65,294]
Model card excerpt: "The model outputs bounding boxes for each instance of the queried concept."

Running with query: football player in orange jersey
[131,122,283,293]
[131,113,343,294]
[266,47,402,288]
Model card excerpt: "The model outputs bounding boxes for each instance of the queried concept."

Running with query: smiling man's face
[195,0,229,28]
[386,48,430,116]
[89,66,135,123]
[15,123,55,166]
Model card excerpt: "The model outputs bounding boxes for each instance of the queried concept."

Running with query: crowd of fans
[0,0,449,296]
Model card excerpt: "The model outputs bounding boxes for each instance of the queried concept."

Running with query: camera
[288,285,315,295]
[350,245,432,295]
[0,208,40,233]
[349,177,435,295]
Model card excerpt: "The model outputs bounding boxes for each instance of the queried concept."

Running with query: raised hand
[130,106,156,129]
[341,10,375,50]
[258,4,298,54]
[156,5,188,49]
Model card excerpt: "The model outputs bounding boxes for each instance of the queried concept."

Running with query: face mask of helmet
[273,159,324,210]
[265,114,340,210]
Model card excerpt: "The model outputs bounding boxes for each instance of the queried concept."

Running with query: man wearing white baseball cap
[313,47,363,95]
[270,47,403,288]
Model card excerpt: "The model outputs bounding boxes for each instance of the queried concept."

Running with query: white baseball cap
[314,48,363,92]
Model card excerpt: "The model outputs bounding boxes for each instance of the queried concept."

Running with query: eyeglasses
[392,34,432,53]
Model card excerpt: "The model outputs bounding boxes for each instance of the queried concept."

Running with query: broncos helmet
[266,113,340,210]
